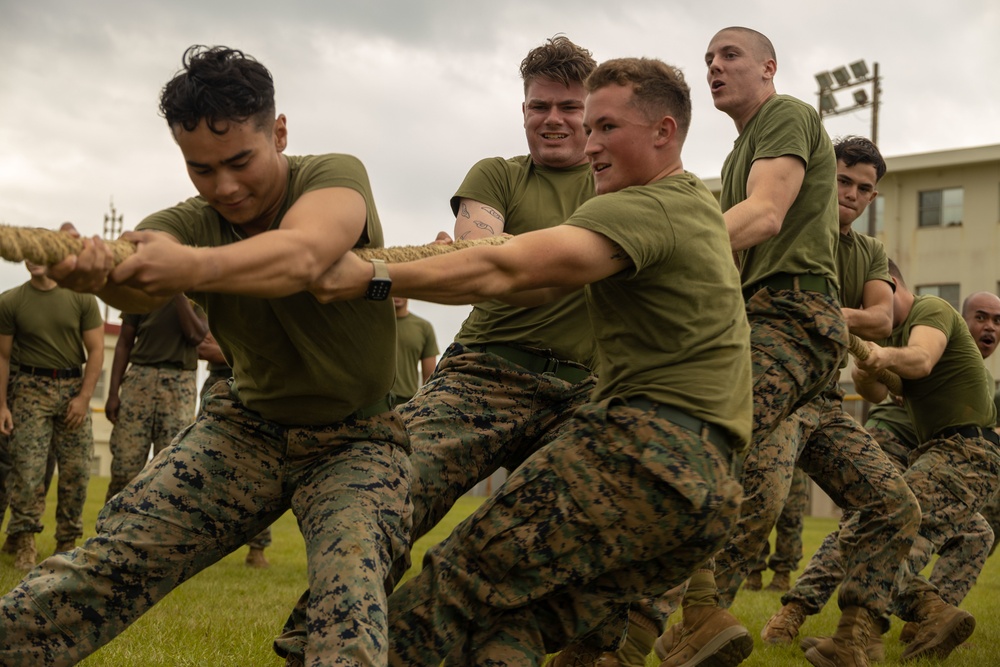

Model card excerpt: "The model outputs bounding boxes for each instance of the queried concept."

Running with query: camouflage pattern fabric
[398,343,596,560]
[748,466,809,576]
[0,373,14,515]
[775,384,918,618]
[0,380,411,667]
[633,288,850,626]
[979,489,1000,556]
[387,397,742,666]
[273,342,597,662]
[888,433,1000,621]
[5,375,92,543]
[105,365,197,502]
[784,424,994,615]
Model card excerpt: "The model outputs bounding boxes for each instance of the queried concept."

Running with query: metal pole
[867,62,880,236]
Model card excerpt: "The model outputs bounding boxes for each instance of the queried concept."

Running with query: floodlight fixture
[849,60,869,80]
[815,71,835,90]
[832,66,851,86]
[853,89,869,106]
[819,91,838,114]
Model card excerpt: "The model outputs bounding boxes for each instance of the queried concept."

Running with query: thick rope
[849,333,904,395]
[0,224,508,265]
[0,224,907,393]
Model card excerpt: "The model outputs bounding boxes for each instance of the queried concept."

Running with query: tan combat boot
[743,571,763,591]
[765,571,791,592]
[655,605,752,667]
[898,621,918,644]
[800,631,884,663]
[900,595,974,662]
[760,601,807,645]
[13,533,37,571]
[801,606,873,667]
[550,611,657,667]
[245,546,270,568]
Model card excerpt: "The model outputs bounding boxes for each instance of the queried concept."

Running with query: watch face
[365,279,392,301]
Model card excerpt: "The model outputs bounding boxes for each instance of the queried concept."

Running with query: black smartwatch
[364,259,392,301]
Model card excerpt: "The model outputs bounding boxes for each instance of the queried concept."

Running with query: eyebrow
[186,149,252,169]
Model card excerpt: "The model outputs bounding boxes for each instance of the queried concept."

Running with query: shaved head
[714,26,776,62]
[962,291,1000,359]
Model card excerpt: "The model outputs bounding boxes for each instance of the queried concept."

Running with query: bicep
[280,187,369,263]
[454,198,505,241]
[745,155,806,220]
[0,334,12,360]
[907,325,948,367]
[82,326,105,354]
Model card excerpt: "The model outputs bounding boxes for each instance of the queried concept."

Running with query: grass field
[1,477,998,666]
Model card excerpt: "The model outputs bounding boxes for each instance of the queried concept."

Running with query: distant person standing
[0,261,104,570]
[391,297,438,407]
[104,294,208,502]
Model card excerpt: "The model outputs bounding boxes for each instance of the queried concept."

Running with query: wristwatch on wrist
[364,259,392,301]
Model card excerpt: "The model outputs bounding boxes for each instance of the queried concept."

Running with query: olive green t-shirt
[883,294,996,442]
[722,95,839,289]
[0,282,103,369]
[865,400,919,449]
[392,312,439,402]
[451,155,598,369]
[837,230,891,310]
[123,298,203,370]
[565,172,753,450]
[138,154,395,426]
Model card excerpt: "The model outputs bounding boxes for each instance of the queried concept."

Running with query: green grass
[1,478,997,666]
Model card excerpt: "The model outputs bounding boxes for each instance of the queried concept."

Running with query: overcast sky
[2,0,998,345]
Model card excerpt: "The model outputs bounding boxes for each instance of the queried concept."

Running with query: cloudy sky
[2,0,998,345]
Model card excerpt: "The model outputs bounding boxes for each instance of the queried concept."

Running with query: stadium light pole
[815,60,881,236]
[102,198,124,320]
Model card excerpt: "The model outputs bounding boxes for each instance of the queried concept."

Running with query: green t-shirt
[837,230,891,310]
[565,172,753,450]
[138,154,395,425]
[123,298,202,370]
[883,294,996,442]
[865,399,919,449]
[722,95,840,290]
[0,282,103,369]
[451,155,598,369]
[392,312,439,402]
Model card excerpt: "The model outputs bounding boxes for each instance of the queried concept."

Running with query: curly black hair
[159,45,275,135]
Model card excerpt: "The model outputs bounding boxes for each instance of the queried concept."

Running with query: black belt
[627,398,732,462]
[349,395,393,420]
[472,344,593,385]
[932,425,1000,446]
[743,273,837,302]
[19,364,81,379]
[139,361,188,370]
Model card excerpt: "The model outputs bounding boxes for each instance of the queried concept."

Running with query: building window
[918,187,963,227]
[916,284,961,310]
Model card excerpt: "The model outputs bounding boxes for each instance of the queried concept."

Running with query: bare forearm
[843,307,893,341]
[879,346,935,380]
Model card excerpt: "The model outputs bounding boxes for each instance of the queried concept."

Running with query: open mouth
[542,133,568,140]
